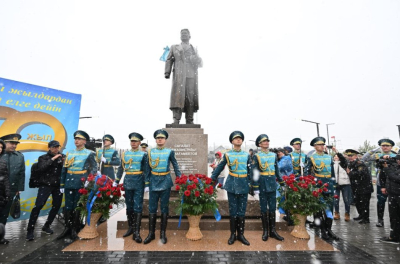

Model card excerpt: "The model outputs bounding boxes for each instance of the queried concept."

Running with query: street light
[326,123,335,145]
[301,119,320,136]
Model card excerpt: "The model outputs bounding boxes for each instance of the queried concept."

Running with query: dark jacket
[37,151,65,188]
[348,159,373,194]
[0,159,11,209]
[380,164,400,196]
[0,151,25,192]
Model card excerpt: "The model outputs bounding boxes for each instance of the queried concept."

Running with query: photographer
[346,149,373,224]
[379,154,400,244]
[26,140,65,241]
[362,139,396,227]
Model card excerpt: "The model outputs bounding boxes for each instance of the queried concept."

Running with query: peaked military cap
[48,140,61,148]
[310,137,326,146]
[153,129,168,139]
[129,132,144,141]
[229,131,244,143]
[290,138,302,146]
[103,134,115,144]
[140,143,148,147]
[0,139,6,152]
[0,133,21,143]
[74,130,89,141]
[344,149,360,156]
[378,138,394,146]
[255,134,269,147]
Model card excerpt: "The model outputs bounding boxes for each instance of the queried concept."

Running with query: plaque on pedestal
[164,125,208,185]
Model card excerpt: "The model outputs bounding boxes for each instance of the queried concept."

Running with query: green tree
[358,140,377,154]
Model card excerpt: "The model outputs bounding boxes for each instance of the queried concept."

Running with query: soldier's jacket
[0,151,25,192]
[304,152,336,194]
[252,151,283,193]
[61,148,97,189]
[348,159,373,194]
[145,148,181,191]
[211,149,251,195]
[96,148,120,180]
[290,151,307,176]
[116,149,148,191]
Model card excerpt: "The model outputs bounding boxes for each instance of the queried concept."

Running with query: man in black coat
[379,154,400,244]
[346,149,373,224]
[0,139,10,244]
[26,140,65,241]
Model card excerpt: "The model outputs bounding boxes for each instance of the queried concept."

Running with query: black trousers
[0,198,13,225]
[388,195,400,240]
[354,193,371,220]
[27,186,63,231]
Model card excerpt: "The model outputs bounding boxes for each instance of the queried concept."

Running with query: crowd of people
[0,130,399,247]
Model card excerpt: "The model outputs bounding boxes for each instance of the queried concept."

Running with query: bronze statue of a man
[165,29,203,125]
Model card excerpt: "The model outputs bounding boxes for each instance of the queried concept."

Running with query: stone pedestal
[164,125,208,181]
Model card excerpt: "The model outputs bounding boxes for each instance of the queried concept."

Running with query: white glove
[144,187,149,193]
[300,161,305,167]
[101,157,107,163]
[252,169,260,182]
[84,181,89,187]
[112,182,118,187]
[97,171,101,176]
[60,188,64,194]
[254,190,260,195]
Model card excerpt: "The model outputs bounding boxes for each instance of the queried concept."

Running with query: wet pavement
[1,186,400,264]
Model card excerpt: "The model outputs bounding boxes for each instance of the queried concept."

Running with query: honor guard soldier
[115,133,148,243]
[305,137,339,241]
[362,138,396,227]
[58,130,97,240]
[290,138,307,177]
[140,143,148,152]
[96,134,120,180]
[252,134,284,242]
[345,149,373,224]
[0,134,25,244]
[144,129,181,245]
[211,131,252,246]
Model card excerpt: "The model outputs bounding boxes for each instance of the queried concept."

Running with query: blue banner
[0,77,81,221]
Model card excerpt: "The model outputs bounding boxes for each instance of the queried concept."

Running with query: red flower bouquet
[174,174,219,216]
[77,174,124,219]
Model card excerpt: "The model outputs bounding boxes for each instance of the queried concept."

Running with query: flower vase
[186,214,203,241]
[78,212,103,240]
[290,214,310,240]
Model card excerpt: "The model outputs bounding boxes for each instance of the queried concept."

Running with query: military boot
[70,210,80,240]
[143,214,156,244]
[326,218,339,240]
[133,213,142,243]
[123,211,134,237]
[269,212,284,241]
[236,217,250,246]
[228,216,236,245]
[261,213,269,241]
[160,213,168,244]
[57,210,72,240]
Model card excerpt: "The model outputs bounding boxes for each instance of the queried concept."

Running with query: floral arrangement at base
[77,174,124,219]
[278,174,333,224]
[174,174,220,216]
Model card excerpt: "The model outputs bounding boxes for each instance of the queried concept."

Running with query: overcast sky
[1,0,399,151]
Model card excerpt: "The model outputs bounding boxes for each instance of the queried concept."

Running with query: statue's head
[180,29,191,41]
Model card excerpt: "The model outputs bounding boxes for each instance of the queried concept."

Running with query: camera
[85,138,102,152]
[377,157,398,169]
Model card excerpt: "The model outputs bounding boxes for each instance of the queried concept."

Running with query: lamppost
[326,123,335,145]
[301,119,320,136]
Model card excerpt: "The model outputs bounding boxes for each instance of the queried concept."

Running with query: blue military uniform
[362,138,396,227]
[96,134,120,180]
[251,134,284,241]
[290,138,307,177]
[211,131,251,246]
[116,132,148,243]
[58,130,97,240]
[143,129,181,245]
[304,136,338,241]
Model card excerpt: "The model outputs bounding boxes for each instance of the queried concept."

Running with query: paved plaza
[1,185,399,264]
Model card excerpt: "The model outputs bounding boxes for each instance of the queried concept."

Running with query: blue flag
[160,46,170,61]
